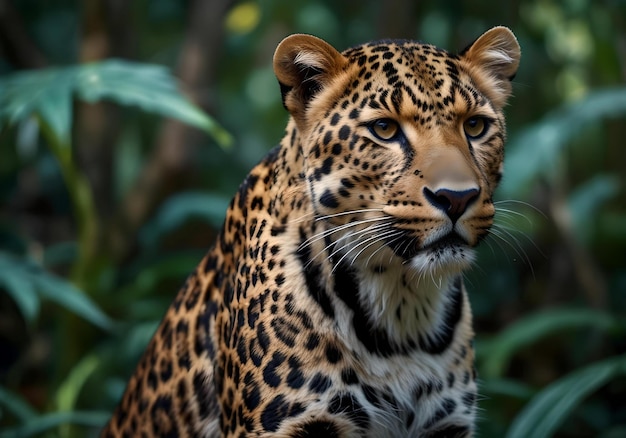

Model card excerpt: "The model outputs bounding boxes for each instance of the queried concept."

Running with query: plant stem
[39,119,100,291]
[38,118,102,428]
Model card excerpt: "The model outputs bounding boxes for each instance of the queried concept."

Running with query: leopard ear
[461,26,521,108]
[273,34,347,123]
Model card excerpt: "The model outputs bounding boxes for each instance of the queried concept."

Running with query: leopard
[102,26,520,437]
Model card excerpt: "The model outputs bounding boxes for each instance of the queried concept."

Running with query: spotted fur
[102,27,520,437]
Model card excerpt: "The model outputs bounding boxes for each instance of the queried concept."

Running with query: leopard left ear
[461,26,521,108]
[273,34,348,125]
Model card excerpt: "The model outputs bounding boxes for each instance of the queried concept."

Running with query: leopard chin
[409,238,476,277]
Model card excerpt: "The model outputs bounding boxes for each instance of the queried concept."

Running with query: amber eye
[369,119,400,141]
[463,117,488,139]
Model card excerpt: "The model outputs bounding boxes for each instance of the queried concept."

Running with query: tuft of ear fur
[273,34,347,126]
[461,26,521,108]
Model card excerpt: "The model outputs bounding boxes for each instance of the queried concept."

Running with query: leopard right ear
[273,34,347,123]
[460,26,521,108]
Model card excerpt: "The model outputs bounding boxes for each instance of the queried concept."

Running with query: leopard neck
[290,217,468,359]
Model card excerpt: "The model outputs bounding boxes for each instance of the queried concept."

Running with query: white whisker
[493,221,545,258]
[288,210,316,224]
[365,232,404,268]
[349,229,403,266]
[489,226,536,279]
[306,221,393,268]
[495,207,534,227]
[331,227,397,272]
[494,199,547,218]
[299,216,391,250]
[314,208,385,221]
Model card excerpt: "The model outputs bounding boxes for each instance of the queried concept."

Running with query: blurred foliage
[0,60,232,147]
[0,0,625,436]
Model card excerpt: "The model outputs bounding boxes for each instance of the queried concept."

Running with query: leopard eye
[369,119,400,141]
[463,117,488,139]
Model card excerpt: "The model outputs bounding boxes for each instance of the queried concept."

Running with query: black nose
[423,187,480,223]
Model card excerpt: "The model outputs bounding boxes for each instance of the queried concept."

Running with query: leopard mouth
[384,231,469,260]
[422,232,468,251]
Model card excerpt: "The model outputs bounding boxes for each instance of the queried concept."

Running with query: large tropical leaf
[477,308,620,378]
[0,252,114,330]
[506,354,626,438]
[0,60,232,148]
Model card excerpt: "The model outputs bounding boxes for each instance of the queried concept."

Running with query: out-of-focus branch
[112,0,233,260]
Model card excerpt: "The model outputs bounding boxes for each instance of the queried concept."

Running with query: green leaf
[0,252,114,330]
[74,60,233,147]
[0,60,232,148]
[140,191,229,249]
[0,386,37,422]
[34,269,114,331]
[501,87,626,198]
[506,354,626,438]
[0,257,40,323]
[0,69,62,123]
[36,73,74,146]
[55,354,101,413]
[0,67,74,147]
[477,308,619,378]
[0,410,110,438]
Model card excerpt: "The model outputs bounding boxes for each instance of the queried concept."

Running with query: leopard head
[273,28,520,277]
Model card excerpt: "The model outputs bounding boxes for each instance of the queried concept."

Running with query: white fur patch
[294,50,326,69]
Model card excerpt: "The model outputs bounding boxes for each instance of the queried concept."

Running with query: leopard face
[275,30,519,279]
[103,27,520,438]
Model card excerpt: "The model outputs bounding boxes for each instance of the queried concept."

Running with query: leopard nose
[423,187,480,223]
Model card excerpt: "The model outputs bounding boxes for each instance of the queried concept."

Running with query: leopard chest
[215,235,477,435]
[315,349,478,436]
[303,270,477,435]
